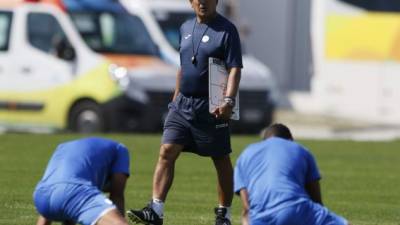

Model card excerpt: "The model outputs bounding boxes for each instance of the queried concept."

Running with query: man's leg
[35,212,75,225]
[212,155,233,225]
[36,216,52,225]
[152,143,184,201]
[95,208,129,225]
[128,143,183,225]
[212,155,233,207]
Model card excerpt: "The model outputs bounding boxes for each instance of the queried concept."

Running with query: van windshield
[0,11,12,51]
[152,11,194,51]
[339,0,400,12]
[70,12,159,55]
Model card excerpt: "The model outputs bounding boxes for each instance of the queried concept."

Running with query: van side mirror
[54,37,76,61]
[60,44,76,61]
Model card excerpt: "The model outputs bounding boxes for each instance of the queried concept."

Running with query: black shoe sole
[127,211,151,225]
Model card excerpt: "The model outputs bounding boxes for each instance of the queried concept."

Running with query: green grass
[0,134,399,225]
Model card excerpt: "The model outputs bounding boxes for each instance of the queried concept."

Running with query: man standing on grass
[33,137,130,225]
[234,124,351,225]
[127,0,242,224]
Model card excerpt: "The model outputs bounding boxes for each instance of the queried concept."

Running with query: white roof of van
[0,0,24,8]
[134,0,191,11]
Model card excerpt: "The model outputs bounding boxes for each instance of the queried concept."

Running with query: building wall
[238,0,312,95]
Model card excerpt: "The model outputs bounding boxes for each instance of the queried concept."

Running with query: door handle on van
[21,67,32,75]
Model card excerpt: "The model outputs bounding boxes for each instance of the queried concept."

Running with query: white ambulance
[0,1,155,132]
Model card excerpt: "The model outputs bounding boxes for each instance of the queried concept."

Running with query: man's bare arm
[305,180,323,205]
[172,69,182,101]
[109,173,128,216]
[225,67,241,98]
[239,189,250,225]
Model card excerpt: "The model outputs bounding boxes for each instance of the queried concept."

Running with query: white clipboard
[208,57,239,120]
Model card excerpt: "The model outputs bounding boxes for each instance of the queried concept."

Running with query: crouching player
[234,124,351,225]
[33,137,131,225]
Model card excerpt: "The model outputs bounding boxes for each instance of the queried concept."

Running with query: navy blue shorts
[162,93,231,157]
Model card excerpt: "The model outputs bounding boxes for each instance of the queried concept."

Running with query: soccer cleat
[127,206,163,225]
[214,207,231,225]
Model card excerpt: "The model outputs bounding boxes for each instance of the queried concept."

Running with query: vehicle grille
[239,90,271,109]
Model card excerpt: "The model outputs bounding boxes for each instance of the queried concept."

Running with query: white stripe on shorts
[90,205,116,225]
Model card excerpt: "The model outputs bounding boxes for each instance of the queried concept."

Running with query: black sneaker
[127,205,163,225]
[214,207,231,225]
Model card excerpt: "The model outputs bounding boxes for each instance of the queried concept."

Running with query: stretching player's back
[34,137,130,225]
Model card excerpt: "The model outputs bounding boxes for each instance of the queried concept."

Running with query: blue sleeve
[224,25,243,69]
[305,151,321,182]
[234,155,247,195]
[111,143,130,176]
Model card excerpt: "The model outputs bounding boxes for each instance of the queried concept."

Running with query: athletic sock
[218,205,231,220]
[151,198,164,218]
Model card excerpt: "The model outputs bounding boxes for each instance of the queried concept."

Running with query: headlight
[108,64,149,104]
[108,64,130,90]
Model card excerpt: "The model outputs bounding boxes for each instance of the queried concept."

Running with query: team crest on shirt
[202,35,210,43]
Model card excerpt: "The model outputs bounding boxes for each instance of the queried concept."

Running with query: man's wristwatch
[223,96,235,107]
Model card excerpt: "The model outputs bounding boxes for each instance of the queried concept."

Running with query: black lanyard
[191,20,209,65]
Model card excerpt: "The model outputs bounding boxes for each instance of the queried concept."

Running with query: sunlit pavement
[274,110,400,141]
[2,110,400,141]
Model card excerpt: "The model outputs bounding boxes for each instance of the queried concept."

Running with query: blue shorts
[162,93,231,157]
[252,200,348,225]
[33,183,115,225]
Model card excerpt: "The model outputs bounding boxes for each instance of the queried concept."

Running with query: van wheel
[68,101,104,133]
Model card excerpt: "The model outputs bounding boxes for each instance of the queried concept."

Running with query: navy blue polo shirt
[179,14,243,97]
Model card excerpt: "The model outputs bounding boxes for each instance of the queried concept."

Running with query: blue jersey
[38,137,130,190]
[234,137,321,222]
[179,14,243,97]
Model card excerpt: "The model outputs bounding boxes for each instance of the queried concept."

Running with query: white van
[0,2,154,132]
[121,0,279,132]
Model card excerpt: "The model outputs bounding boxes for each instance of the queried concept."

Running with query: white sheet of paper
[208,57,239,120]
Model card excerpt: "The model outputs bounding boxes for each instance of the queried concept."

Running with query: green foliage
[0,134,399,225]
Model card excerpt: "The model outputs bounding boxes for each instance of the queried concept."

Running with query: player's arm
[226,67,241,98]
[305,179,323,205]
[212,67,241,120]
[109,173,129,216]
[239,188,250,225]
[172,69,182,101]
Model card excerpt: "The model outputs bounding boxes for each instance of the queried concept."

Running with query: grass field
[0,133,399,225]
